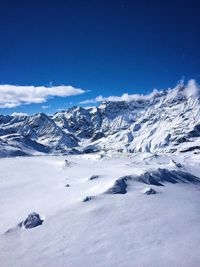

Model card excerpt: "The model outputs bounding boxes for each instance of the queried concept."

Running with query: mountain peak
[1,81,200,157]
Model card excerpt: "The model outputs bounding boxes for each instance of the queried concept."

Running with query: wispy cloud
[80,90,159,104]
[0,85,86,108]
[42,105,51,109]
[80,95,105,104]
[81,79,200,105]
[183,79,200,97]
[11,112,28,116]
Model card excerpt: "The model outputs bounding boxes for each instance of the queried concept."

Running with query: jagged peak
[1,79,200,157]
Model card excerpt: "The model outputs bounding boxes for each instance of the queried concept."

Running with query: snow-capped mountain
[1,83,200,157]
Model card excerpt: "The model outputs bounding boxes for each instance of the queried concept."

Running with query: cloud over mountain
[81,80,200,104]
[80,89,159,104]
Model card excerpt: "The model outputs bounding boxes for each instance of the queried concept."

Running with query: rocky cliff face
[1,84,200,157]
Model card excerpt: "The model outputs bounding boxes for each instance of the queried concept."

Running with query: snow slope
[0,153,200,267]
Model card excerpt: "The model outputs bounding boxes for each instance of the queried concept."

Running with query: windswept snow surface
[0,153,200,267]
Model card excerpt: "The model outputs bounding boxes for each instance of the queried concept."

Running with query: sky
[0,0,199,114]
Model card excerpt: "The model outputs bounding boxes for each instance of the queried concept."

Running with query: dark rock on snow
[83,196,94,202]
[144,188,157,195]
[89,175,99,180]
[135,169,200,186]
[106,176,132,194]
[19,212,43,229]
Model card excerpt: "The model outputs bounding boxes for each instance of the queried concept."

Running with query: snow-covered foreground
[1,153,200,267]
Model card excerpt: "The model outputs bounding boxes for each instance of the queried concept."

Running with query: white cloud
[11,112,28,116]
[42,105,51,109]
[81,79,200,105]
[183,79,200,97]
[80,89,159,104]
[80,95,104,104]
[84,106,96,109]
[0,85,86,108]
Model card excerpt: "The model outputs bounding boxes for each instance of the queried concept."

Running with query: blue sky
[0,0,199,114]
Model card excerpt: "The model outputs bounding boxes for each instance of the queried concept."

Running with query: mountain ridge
[1,82,200,157]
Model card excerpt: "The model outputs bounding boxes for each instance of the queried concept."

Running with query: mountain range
[1,83,200,157]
